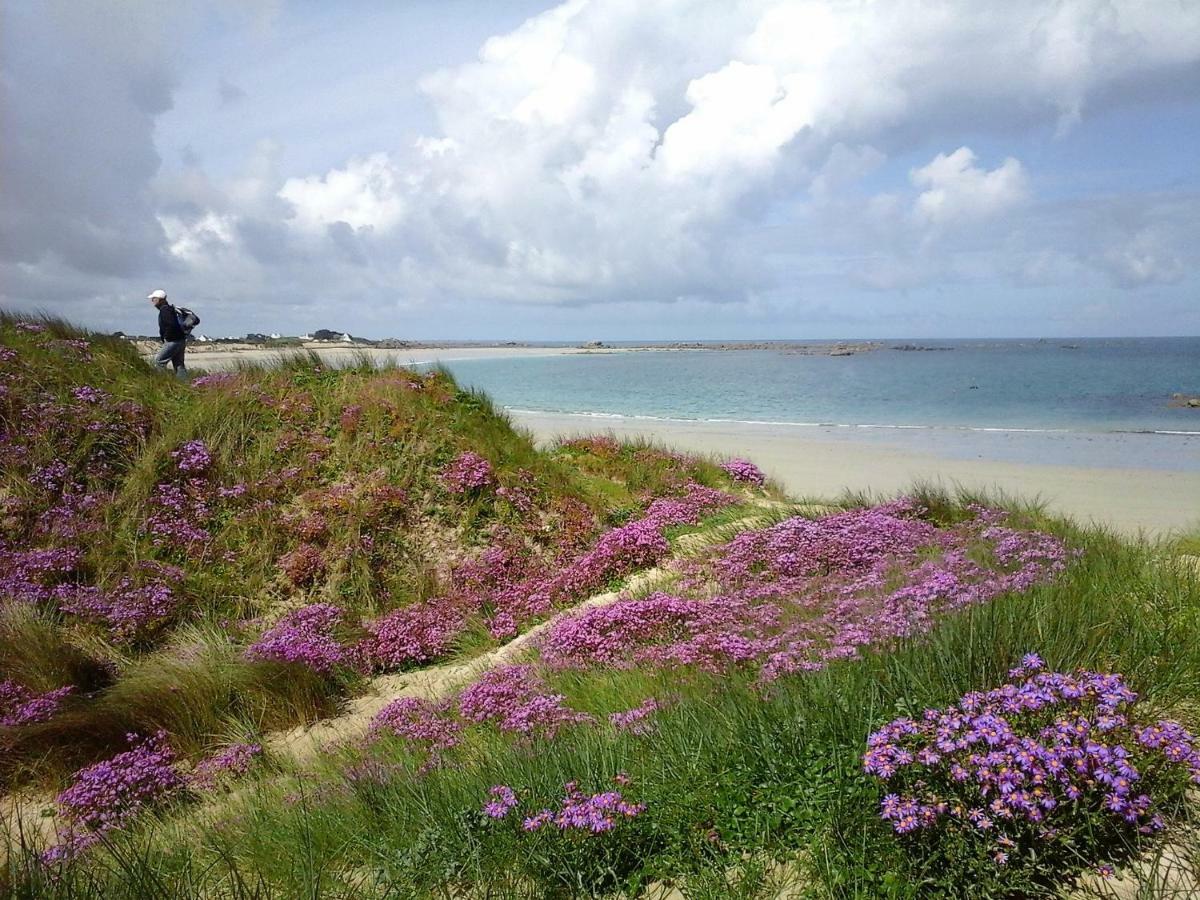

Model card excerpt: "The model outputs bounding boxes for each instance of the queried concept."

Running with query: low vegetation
[2,314,1198,898]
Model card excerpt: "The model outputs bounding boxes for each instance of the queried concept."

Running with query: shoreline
[509,410,1200,537]
[163,344,603,369]
[158,345,1200,535]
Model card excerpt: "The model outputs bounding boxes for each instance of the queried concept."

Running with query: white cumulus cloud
[4,0,1200,334]
[279,153,405,233]
[911,147,1030,228]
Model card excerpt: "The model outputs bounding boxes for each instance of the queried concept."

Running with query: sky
[2,0,1199,341]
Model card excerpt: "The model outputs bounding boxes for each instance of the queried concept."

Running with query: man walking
[148,289,188,379]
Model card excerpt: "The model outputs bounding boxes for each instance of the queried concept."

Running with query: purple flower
[171,440,213,474]
[863,664,1200,871]
[440,451,494,493]
[483,785,518,819]
[49,731,183,861]
[370,697,463,753]
[190,742,262,790]
[609,697,661,736]
[245,603,349,673]
[0,681,73,726]
[720,458,766,486]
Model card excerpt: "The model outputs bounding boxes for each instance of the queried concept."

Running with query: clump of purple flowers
[720,458,766,486]
[0,680,73,726]
[358,598,470,669]
[143,482,212,551]
[458,664,592,739]
[485,780,646,834]
[245,603,350,673]
[440,451,494,493]
[55,567,182,641]
[864,656,1200,876]
[0,544,82,604]
[483,785,519,819]
[539,504,1069,683]
[189,742,263,790]
[609,697,661,736]
[190,372,239,390]
[47,731,183,862]
[171,440,213,474]
[370,696,463,754]
[71,385,108,405]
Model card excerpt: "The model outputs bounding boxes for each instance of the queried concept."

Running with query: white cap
[147,289,168,300]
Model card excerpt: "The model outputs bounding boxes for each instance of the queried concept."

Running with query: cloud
[911,148,1029,229]
[1099,226,1185,288]
[279,153,405,233]
[2,0,1199,336]
[218,77,247,107]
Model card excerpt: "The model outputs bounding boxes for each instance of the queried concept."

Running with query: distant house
[299,333,313,341]
[342,332,354,343]
[269,332,281,340]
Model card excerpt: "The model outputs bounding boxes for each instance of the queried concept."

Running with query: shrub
[863,656,1200,893]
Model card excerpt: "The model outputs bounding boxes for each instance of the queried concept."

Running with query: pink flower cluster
[0,680,73,726]
[369,697,463,753]
[484,780,646,834]
[245,603,350,673]
[189,742,263,790]
[360,482,736,669]
[440,451,494,493]
[864,657,1200,867]
[367,665,592,764]
[46,731,183,863]
[458,665,593,738]
[55,579,179,641]
[720,458,766,486]
[608,697,661,736]
[539,504,1070,683]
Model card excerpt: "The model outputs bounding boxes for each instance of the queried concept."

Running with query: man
[148,289,188,379]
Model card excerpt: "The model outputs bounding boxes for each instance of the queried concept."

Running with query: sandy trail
[266,506,796,763]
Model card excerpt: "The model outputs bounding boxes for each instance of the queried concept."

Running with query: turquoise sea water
[439,339,1200,433]
[429,338,1200,471]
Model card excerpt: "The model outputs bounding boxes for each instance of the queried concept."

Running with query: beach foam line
[505,407,1200,438]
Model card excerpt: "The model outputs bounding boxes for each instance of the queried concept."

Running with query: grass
[0,314,765,784]
[3,315,1199,897]
[5,494,1198,898]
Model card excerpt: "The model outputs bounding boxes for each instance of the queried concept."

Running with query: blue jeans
[155,340,188,379]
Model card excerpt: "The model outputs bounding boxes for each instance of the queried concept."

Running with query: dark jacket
[158,303,186,341]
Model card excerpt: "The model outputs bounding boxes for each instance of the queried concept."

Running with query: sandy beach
[510,411,1200,538]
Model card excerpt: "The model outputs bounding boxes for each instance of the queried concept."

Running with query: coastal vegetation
[2,314,1198,898]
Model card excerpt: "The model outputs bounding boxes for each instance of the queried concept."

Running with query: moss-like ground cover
[2,315,1199,898]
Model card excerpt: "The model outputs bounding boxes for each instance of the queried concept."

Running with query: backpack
[175,307,200,334]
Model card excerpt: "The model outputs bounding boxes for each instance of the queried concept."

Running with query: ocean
[429,338,1200,471]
